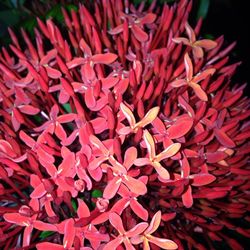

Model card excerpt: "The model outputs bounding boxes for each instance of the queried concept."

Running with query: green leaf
[46,4,64,23]
[62,103,72,113]
[39,231,55,239]
[204,33,214,40]
[71,198,78,212]
[197,0,210,20]
[10,0,25,8]
[91,189,103,198]
[91,201,96,208]
[0,10,21,26]
[21,17,37,36]
[33,115,43,123]
[65,4,78,12]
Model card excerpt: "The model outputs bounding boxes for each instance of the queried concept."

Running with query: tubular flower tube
[0,0,249,249]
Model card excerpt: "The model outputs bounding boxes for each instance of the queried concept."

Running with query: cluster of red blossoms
[0,0,250,249]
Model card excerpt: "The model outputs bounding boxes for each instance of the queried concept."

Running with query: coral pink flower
[170,53,216,101]
[134,130,181,180]
[131,211,178,250]
[172,22,217,59]
[103,212,148,250]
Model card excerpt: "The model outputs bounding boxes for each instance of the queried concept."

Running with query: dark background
[201,0,250,93]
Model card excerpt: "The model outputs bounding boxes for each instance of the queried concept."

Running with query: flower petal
[36,242,64,250]
[120,102,136,128]
[130,199,148,221]
[77,199,90,218]
[103,176,122,199]
[185,22,196,43]
[193,46,204,59]
[155,143,181,162]
[172,37,190,45]
[192,68,215,83]
[137,107,159,129]
[167,116,193,139]
[124,147,137,169]
[45,66,62,79]
[108,24,124,35]
[190,174,216,186]
[23,225,33,247]
[147,235,178,250]
[140,13,156,24]
[184,53,193,81]
[85,87,96,109]
[33,220,57,231]
[103,237,123,250]
[182,185,193,208]
[143,130,156,159]
[152,162,170,180]
[195,39,217,50]
[171,79,187,88]
[134,158,151,166]
[18,105,40,115]
[92,53,117,65]
[214,128,236,148]
[123,175,147,195]
[126,222,148,237]
[63,218,75,249]
[145,211,161,235]
[109,212,125,233]
[189,82,208,101]
[89,135,109,155]
[30,183,46,198]
[3,213,29,226]
[132,25,148,42]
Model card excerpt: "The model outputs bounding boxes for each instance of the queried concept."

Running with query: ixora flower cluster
[0,0,249,249]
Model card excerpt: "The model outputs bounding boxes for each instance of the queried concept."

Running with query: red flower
[66,38,117,80]
[118,102,159,135]
[103,212,148,250]
[4,207,56,247]
[109,12,156,42]
[172,22,217,59]
[134,130,181,180]
[111,179,149,220]
[170,53,215,101]
[34,104,76,140]
[36,218,75,250]
[102,147,147,199]
[131,211,178,250]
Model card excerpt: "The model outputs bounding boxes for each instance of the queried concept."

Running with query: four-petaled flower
[30,174,56,217]
[172,22,217,59]
[170,53,216,101]
[34,104,76,141]
[109,13,156,42]
[103,212,148,250]
[173,155,216,208]
[131,211,178,250]
[66,38,117,80]
[111,179,149,220]
[36,218,77,250]
[134,130,181,180]
[4,206,57,247]
[152,114,193,146]
[19,130,55,164]
[118,102,159,135]
[6,103,40,131]
[103,147,147,199]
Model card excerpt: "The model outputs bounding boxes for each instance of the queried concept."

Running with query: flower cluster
[0,0,249,249]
